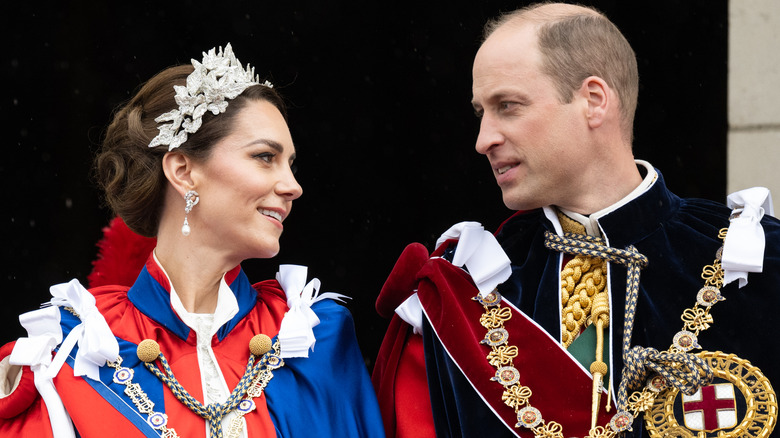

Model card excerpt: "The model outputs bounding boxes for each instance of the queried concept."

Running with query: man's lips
[492,161,521,186]
[497,165,515,175]
[493,160,520,175]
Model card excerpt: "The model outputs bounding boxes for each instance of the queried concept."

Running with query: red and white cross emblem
[682,383,738,431]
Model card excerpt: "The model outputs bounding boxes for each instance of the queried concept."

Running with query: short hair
[94,64,286,237]
[484,3,638,141]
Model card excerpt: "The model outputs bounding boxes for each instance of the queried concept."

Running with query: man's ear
[580,76,610,129]
[162,151,195,197]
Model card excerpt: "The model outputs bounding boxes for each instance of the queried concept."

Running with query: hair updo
[95,64,286,237]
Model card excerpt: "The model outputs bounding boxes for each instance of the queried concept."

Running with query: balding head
[483,2,638,143]
[483,2,601,37]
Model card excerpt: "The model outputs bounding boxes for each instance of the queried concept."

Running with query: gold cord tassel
[555,212,612,426]
[589,292,610,428]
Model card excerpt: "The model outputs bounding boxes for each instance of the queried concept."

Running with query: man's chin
[502,192,543,212]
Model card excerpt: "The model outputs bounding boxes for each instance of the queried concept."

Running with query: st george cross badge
[644,351,777,437]
[682,383,737,431]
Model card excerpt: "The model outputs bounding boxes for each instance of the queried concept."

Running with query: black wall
[1,1,727,370]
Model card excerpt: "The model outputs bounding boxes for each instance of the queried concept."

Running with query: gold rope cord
[557,211,609,349]
[561,254,608,348]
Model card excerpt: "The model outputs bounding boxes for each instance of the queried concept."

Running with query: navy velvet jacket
[423,170,780,437]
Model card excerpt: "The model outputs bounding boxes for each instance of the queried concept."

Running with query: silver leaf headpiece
[148,43,273,151]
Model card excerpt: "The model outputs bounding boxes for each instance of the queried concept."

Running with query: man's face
[472,23,589,212]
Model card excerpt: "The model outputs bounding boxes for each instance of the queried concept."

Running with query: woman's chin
[253,244,280,260]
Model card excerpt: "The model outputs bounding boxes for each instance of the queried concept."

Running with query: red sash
[416,256,614,437]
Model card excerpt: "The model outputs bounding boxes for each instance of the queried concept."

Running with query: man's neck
[556,160,657,236]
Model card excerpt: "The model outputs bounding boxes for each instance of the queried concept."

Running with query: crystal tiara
[148,43,273,151]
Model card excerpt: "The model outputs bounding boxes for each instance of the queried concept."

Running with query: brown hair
[95,64,286,237]
[484,3,638,141]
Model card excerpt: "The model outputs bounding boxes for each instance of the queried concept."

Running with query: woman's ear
[580,76,610,129]
[162,151,195,197]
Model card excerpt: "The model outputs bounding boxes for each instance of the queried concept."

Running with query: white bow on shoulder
[723,187,774,288]
[10,279,119,438]
[276,265,348,358]
[395,221,513,334]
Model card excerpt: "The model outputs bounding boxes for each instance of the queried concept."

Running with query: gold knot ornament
[137,339,161,363]
[249,334,273,356]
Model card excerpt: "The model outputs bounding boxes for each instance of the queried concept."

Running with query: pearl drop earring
[182,190,199,236]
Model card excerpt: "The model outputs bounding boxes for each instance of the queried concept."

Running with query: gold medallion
[645,351,777,438]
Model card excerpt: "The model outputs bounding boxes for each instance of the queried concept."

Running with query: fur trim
[88,217,156,288]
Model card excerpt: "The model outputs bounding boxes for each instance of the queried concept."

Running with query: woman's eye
[254,152,275,163]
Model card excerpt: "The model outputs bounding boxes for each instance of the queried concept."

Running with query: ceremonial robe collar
[127,254,257,342]
[593,167,680,248]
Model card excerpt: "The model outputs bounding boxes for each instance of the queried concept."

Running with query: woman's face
[188,99,302,261]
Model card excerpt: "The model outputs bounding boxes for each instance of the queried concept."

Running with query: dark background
[2,1,726,371]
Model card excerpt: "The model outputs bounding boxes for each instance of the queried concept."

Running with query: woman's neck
[153,240,236,314]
